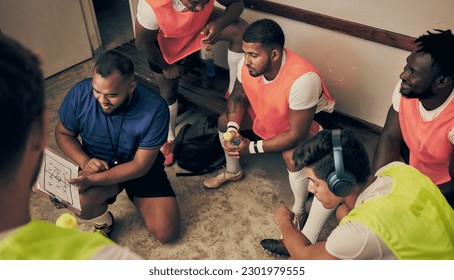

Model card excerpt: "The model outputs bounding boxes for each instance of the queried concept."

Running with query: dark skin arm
[55,121,159,192]
[226,79,248,127]
[263,106,315,153]
[372,105,403,173]
[438,148,454,192]
[224,79,316,157]
[55,121,102,172]
[67,147,159,193]
[201,0,245,44]
[222,79,249,157]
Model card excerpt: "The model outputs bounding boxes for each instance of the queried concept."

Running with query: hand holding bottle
[224,131,241,146]
[223,131,250,159]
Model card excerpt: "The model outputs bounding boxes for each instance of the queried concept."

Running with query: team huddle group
[1,0,453,260]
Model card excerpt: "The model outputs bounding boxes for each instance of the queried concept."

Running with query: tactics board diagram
[35,148,81,212]
[43,153,74,204]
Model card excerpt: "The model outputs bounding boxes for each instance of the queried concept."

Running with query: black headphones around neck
[327,129,356,197]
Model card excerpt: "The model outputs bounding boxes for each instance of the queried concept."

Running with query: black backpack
[174,116,225,176]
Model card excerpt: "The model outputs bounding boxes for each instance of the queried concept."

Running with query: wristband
[254,141,260,154]
[257,140,264,153]
[249,141,256,154]
[227,121,240,132]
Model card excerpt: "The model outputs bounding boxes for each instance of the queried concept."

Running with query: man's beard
[248,60,272,78]
[100,95,130,116]
[401,87,435,100]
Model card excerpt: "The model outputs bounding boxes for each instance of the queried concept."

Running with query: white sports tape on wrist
[227,121,239,132]
[249,141,256,154]
[257,140,264,153]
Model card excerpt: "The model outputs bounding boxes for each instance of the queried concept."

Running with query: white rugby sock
[302,196,336,243]
[168,101,178,141]
[89,210,113,226]
[219,131,241,173]
[288,169,309,216]
[227,50,243,95]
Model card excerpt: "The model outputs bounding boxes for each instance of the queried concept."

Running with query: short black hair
[415,29,454,78]
[293,129,371,185]
[94,50,134,80]
[0,35,44,180]
[243,18,285,50]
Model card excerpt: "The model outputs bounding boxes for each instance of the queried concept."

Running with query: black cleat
[260,239,290,257]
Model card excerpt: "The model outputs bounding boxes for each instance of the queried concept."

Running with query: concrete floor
[29,3,379,259]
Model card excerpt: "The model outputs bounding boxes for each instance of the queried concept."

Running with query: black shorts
[106,152,176,204]
[147,40,197,74]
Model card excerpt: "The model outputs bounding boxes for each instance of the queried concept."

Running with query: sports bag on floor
[174,115,225,176]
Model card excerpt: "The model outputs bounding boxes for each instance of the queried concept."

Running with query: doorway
[92,0,134,50]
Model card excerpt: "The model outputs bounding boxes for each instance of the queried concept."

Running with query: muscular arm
[260,71,320,153]
[228,74,316,154]
[226,98,315,158]
[448,148,454,187]
[83,147,160,186]
[226,79,248,125]
[263,106,316,153]
[438,148,454,191]
[448,127,454,189]
[202,0,244,44]
[55,120,92,168]
[214,0,244,29]
[372,105,404,173]
[56,120,159,186]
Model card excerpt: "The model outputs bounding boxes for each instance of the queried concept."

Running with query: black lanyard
[105,112,127,165]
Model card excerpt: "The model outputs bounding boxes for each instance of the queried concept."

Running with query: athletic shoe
[260,239,290,257]
[203,168,243,189]
[93,211,114,238]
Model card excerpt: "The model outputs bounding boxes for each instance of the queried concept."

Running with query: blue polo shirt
[58,78,169,163]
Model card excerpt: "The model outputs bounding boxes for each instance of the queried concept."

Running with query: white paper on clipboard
[36,148,81,212]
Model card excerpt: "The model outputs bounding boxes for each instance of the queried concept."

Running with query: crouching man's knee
[148,221,180,244]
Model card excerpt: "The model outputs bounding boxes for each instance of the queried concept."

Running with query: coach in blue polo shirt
[55,50,180,243]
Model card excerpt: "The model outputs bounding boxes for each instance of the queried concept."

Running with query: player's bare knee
[160,90,177,104]
[151,225,180,244]
[281,149,296,169]
[235,19,249,41]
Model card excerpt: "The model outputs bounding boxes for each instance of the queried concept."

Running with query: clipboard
[33,148,81,214]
